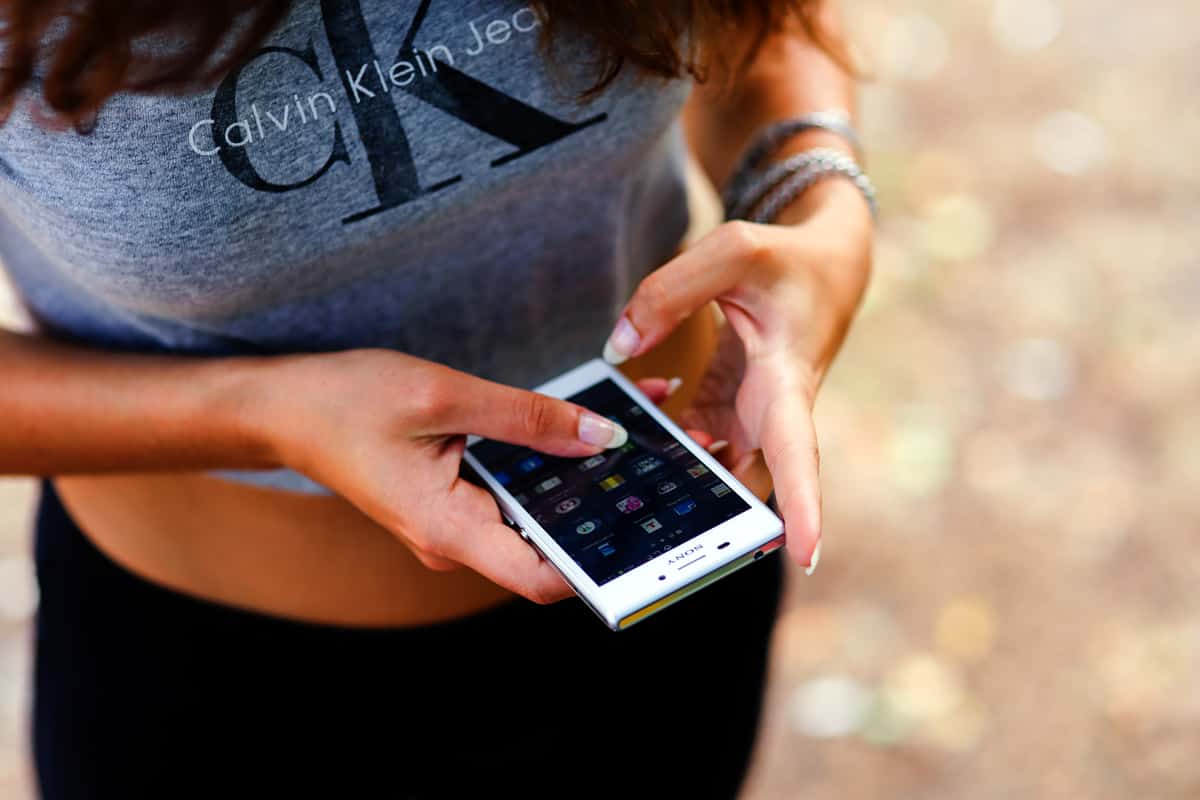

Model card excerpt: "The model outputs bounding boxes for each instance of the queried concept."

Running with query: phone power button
[503,514,528,540]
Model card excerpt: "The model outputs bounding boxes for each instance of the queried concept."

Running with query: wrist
[773,172,876,230]
[769,187,873,385]
[771,127,857,162]
[203,354,297,471]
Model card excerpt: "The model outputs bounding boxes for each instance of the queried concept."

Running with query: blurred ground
[2,0,1199,797]
[740,0,1200,798]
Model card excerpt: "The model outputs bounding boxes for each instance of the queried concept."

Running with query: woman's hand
[259,349,631,604]
[603,181,874,572]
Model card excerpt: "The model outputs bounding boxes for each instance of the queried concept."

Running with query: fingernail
[602,317,641,365]
[707,440,729,454]
[579,413,628,449]
[805,539,822,577]
[666,376,684,397]
[733,452,759,474]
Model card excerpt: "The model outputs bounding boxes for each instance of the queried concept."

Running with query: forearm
[683,1,857,189]
[683,2,871,386]
[0,329,281,475]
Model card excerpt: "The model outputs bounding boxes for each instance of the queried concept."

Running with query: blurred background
[1,0,1197,796]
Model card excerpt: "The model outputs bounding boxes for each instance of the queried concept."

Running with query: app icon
[555,497,581,515]
[514,493,530,505]
[656,480,679,495]
[616,496,644,514]
[598,542,617,557]
[494,472,512,486]
[534,476,562,494]
[619,442,637,454]
[639,516,663,534]
[686,464,710,479]
[575,520,599,536]
[598,474,626,492]
[632,456,662,476]
[518,455,544,473]
[672,497,697,516]
[579,454,606,472]
[628,405,644,416]
[663,442,686,459]
[709,482,732,498]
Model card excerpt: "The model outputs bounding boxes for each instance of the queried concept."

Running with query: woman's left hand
[603,182,874,573]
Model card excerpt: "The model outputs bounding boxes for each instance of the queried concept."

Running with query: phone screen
[468,379,750,585]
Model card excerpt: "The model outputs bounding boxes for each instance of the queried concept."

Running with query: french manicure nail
[733,452,759,474]
[805,539,822,577]
[602,317,641,365]
[665,376,684,397]
[707,440,730,455]
[578,413,628,449]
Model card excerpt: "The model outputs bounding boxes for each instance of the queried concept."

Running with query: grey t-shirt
[0,0,693,493]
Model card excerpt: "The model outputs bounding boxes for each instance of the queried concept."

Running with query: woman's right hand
[259,349,629,604]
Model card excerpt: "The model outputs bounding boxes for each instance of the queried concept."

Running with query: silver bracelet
[722,110,863,212]
[726,148,837,220]
[748,150,879,224]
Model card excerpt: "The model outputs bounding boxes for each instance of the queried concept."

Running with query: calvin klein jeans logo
[197,0,606,225]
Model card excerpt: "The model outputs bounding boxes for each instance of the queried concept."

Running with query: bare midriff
[54,307,722,628]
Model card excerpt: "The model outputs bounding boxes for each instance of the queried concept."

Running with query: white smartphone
[463,358,785,631]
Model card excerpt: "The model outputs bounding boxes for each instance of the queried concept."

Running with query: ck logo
[200,0,607,225]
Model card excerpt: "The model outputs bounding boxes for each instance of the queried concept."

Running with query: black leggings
[32,481,785,799]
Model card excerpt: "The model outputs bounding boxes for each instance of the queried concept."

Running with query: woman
[0,1,873,797]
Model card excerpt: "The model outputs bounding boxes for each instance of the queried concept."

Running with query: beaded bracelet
[747,150,879,224]
[722,110,863,212]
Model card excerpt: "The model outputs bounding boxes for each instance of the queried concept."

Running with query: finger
[635,377,670,404]
[427,367,629,459]
[439,479,573,604]
[602,222,767,364]
[730,449,774,503]
[451,521,574,604]
[705,437,728,454]
[758,390,822,572]
[635,376,683,405]
[411,549,463,573]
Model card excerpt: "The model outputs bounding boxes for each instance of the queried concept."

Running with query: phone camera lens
[658,575,666,581]
[753,550,764,561]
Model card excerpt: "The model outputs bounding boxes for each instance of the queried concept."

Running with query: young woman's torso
[1,0,713,625]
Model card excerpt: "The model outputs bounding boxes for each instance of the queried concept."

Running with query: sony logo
[667,545,703,565]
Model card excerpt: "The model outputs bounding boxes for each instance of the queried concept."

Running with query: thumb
[602,222,762,364]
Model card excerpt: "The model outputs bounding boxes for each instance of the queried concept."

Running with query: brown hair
[0,1,839,129]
